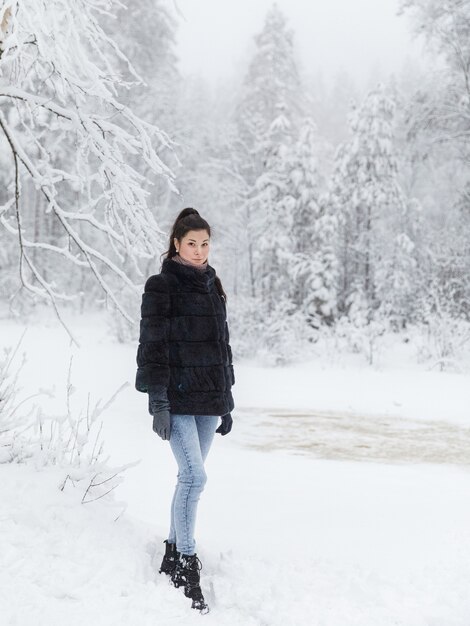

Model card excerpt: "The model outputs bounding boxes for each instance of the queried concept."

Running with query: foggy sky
[174,0,428,91]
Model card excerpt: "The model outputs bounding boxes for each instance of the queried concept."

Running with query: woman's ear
[174,237,179,252]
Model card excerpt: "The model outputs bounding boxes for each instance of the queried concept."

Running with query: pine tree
[329,83,418,326]
[401,0,470,321]
[251,106,294,312]
[234,4,304,308]
[288,118,338,324]
[235,3,303,184]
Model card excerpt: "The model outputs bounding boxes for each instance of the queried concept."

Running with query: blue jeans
[167,413,219,555]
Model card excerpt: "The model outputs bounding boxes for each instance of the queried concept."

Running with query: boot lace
[181,554,203,591]
[182,554,203,572]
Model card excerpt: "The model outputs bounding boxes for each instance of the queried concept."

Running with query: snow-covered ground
[1,314,470,625]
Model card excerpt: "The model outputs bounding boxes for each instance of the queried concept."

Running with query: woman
[135,208,235,614]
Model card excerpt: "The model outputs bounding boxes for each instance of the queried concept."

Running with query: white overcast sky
[174,0,428,90]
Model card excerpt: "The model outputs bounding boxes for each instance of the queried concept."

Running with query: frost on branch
[0,338,29,462]
[0,347,138,510]
[0,0,175,332]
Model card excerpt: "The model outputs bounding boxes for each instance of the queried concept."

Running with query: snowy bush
[416,315,470,373]
[30,366,138,504]
[332,287,388,366]
[414,277,470,372]
[333,315,387,366]
[230,295,317,365]
[257,300,318,366]
[0,350,137,505]
[0,343,26,463]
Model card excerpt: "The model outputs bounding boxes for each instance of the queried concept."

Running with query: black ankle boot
[171,553,209,614]
[159,540,180,575]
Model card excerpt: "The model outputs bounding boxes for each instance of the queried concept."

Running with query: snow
[2,314,470,625]
[235,360,470,425]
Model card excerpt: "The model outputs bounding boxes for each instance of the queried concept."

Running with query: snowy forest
[1,0,469,368]
[2,2,470,624]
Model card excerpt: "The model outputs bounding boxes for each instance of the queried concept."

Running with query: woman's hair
[164,207,227,301]
[165,207,211,259]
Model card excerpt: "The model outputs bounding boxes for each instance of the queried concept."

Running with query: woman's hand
[148,386,171,440]
[216,413,233,436]
[152,409,171,440]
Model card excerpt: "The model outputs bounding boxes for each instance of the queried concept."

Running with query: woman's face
[175,229,210,265]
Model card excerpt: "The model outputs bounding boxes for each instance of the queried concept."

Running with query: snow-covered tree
[329,84,418,326]
[235,3,303,184]
[288,118,338,324]
[108,0,180,125]
[400,0,470,321]
[251,107,295,311]
[234,4,304,305]
[0,0,174,332]
[103,0,181,222]
[289,119,322,256]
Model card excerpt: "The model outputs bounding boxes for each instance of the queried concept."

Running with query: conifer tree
[251,106,294,312]
[329,84,418,325]
[235,3,303,184]
[234,4,304,309]
[289,118,338,324]
[401,0,470,321]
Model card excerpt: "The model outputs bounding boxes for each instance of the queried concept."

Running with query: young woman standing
[135,208,235,614]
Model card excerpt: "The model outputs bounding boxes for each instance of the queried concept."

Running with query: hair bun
[177,207,199,221]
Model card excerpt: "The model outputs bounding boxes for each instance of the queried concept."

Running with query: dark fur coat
[135,258,235,416]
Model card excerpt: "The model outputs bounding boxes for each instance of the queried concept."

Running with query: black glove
[148,386,171,441]
[152,410,171,440]
[216,413,233,436]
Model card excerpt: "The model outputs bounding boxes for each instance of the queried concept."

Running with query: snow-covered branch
[0,0,177,325]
